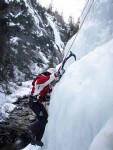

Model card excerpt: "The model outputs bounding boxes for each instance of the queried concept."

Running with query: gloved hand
[58,69,65,77]
[59,69,65,76]
[55,69,65,78]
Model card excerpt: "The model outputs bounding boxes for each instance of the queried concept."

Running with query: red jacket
[31,73,57,102]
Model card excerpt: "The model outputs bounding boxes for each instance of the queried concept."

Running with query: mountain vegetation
[0,0,69,92]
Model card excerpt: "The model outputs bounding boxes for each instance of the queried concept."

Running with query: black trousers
[28,99,48,141]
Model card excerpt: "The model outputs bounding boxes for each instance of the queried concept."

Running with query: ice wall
[65,0,113,60]
[43,39,113,150]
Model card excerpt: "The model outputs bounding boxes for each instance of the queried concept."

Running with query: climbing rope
[64,0,95,60]
[78,0,91,21]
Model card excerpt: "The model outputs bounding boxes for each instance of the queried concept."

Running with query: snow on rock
[89,118,113,150]
[5,0,21,4]
[30,63,42,75]
[1,103,17,119]
[9,22,16,26]
[9,80,32,101]
[46,13,64,52]
[39,51,49,64]
[22,143,41,150]
[10,37,21,45]
[24,0,40,27]
[0,80,32,122]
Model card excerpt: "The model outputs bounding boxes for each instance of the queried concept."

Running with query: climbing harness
[64,0,95,59]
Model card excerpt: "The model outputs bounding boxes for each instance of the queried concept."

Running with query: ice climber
[26,68,60,147]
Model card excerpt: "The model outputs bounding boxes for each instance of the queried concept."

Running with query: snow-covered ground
[22,143,41,150]
[0,80,32,122]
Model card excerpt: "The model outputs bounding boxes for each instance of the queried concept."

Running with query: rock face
[9,97,35,128]
[0,97,33,149]
[0,97,50,149]
[0,0,68,86]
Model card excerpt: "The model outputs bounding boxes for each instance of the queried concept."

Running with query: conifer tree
[0,0,13,92]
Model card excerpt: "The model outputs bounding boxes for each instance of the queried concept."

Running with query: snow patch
[46,13,64,52]
[10,37,20,45]
[1,103,17,119]
[22,143,41,150]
